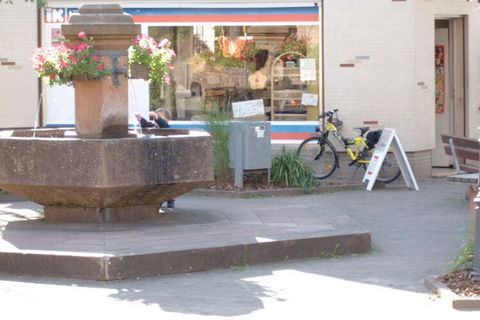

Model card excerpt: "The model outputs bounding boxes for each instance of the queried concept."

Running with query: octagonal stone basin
[0,128,214,222]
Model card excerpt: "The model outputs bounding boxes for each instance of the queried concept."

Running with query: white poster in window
[232,99,265,118]
[301,93,318,106]
[300,58,316,81]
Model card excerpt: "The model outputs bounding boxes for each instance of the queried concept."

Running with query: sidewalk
[0,178,477,318]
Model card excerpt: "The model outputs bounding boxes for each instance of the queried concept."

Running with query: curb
[424,276,480,310]
[188,183,364,199]
[0,191,26,203]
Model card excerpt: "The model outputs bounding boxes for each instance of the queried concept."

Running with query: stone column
[61,4,140,138]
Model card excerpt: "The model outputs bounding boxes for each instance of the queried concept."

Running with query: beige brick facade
[324,0,480,153]
[0,1,38,128]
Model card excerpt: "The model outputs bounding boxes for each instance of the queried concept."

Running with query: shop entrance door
[432,18,466,167]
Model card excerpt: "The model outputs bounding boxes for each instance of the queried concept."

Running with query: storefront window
[147,25,320,121]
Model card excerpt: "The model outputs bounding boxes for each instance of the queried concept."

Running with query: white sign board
[301,93,318,106]
[362,128,419,191]
[300,58,317,81]
[232,99,265,118]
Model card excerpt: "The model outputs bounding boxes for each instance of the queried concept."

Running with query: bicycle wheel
[375,151,401,183]
[296,137,338,179]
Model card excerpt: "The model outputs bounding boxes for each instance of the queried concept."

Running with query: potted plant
[33,31,109,86]
[274,33,308,63]
[128,34,175,84]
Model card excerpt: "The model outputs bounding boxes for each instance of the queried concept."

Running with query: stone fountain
[0,4,370,281]
[0,4,213,223]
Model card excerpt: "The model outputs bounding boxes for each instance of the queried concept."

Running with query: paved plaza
[0,178,478,318]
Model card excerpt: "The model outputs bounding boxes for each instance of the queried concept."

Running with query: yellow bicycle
[296,109,401,182]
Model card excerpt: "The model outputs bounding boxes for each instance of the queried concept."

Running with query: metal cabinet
[229,121,271,188]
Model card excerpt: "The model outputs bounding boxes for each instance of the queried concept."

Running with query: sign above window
[44,6,319,24]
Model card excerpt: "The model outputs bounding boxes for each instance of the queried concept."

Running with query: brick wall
[323,0,480,152]
[0,2,39,128]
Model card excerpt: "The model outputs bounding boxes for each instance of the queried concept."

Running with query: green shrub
[271,147,317,193]
[205,109,233,183]
[450,240,475,271]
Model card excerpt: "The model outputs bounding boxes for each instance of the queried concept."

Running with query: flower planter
[72,74,99,81]
[129,63,150,80]
[73,77,129,138]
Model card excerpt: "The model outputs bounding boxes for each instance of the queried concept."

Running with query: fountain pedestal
[62,4,139,139]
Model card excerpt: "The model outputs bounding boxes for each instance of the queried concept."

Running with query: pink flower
[159,39,169,47]
[76,43,89,51]
[164,76,171,84]
[78,31,87,39]
[97,63,105,71]
[92,55,101,62]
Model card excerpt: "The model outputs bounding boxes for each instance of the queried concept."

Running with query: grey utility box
[229,121,271,188]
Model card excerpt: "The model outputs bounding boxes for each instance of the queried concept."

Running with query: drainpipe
[37,2,43,127]
[320,0,325,131]
[474,169,480,281]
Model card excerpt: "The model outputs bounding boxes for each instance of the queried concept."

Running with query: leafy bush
[271,147,317,193]
[205,109,232,183]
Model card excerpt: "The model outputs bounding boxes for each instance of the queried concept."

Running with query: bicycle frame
[321,119,370,166]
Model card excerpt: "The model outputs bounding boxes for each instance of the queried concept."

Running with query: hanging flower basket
[128,35,175,84]
[129,63,150,80]
[274,33,308,63]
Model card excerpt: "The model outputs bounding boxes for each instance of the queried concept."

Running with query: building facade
[1,0,479,178]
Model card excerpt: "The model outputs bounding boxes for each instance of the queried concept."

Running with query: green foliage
[33,32,109,86]
[128,35,175,85]
[270,147,317,193]
[450,240,475,271]
[205,109,233,183]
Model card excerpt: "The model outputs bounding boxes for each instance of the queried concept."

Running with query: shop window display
[147,25,319,121]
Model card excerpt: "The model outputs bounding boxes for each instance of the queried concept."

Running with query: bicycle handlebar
[319,108,339,119]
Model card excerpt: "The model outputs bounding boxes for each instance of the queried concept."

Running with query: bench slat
[454,147,480,162]
[443,145,453,156]
[441,135,480,149]
[442,145,478,161]
[459,164,479,174]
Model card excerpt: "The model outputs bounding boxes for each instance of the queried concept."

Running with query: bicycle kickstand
[350,166,363,183]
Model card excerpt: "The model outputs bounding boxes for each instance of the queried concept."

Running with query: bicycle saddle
[353,127,370,136]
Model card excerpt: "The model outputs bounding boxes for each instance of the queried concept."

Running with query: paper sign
[232,99,265,118]
[255,126,265,138]
[301,93,318,106]
[300,58,316,81]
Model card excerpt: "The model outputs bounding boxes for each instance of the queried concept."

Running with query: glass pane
[148,24,319,121]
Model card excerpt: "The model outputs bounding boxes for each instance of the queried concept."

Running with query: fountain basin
[0,128,214,222]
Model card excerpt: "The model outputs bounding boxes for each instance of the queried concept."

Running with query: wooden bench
[441,134,479,217]
[441,134,480,176]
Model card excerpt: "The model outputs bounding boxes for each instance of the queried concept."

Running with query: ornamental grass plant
[450,239,475,271]
[205,109,233,184]
[271,147,317,193]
